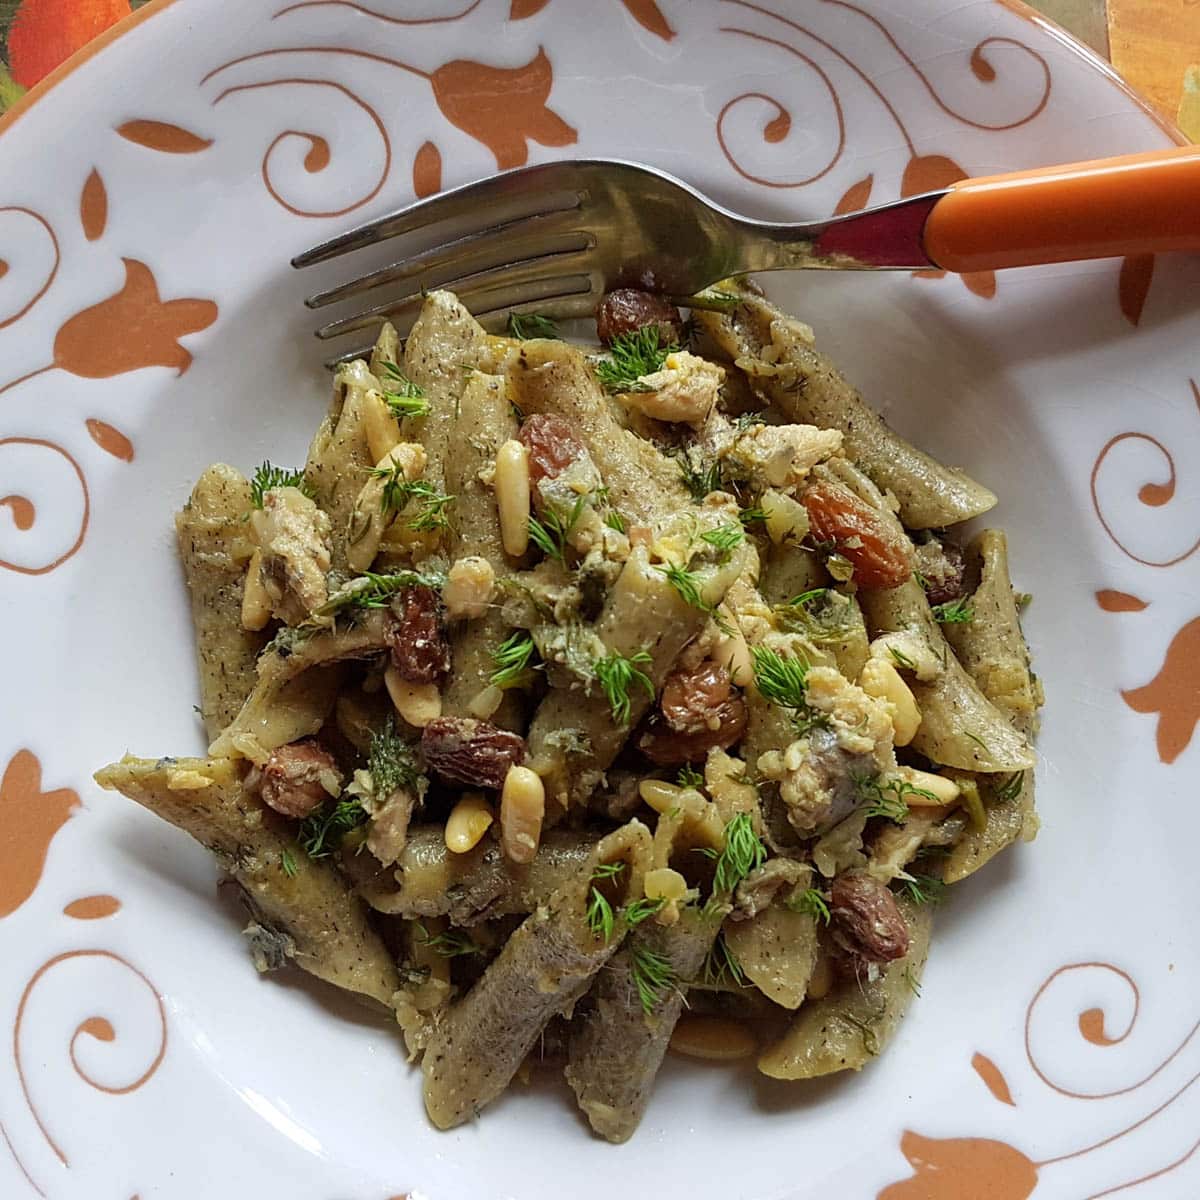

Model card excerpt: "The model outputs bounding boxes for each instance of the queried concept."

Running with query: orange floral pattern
[430,48,576,170]
[1121,617,1200,763]
[0,749,80,919]
[53,258,217,378]
[879,1132,1039,1200]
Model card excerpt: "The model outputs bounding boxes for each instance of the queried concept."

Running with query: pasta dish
[96,280,1041,1142]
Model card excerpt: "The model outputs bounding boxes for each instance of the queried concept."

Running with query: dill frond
[595,325,677,393]
[787,887,831,924]
[490,630,538,688]
[629,944,676,1014]
[931,597,975,624]
[594,648,655,725]
[250,462,313,508]
[507,311,561,340]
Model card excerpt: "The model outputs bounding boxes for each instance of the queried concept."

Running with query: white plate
[2,2,1198,1197]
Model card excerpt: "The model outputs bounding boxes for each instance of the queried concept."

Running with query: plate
[2,2,1198,1197]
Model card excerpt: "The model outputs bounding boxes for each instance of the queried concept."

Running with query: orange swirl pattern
[210,77,392,218]
[0,206,59,332]
[0,438,89,576]
[14,950,168,1168]
[882,960,1200,1198]
[716,0,1051,195]
[1089,382,1200,568]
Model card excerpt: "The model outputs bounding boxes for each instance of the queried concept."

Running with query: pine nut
[495,439,531,557]
[444,555,496,620]
[500,764,545,863]
[670,1016,757,1061]
[468,684,504,719]
[895,764,960,806]
[644,867,688,903]
[363,390,402,464]
[385,666,442,728]
[444,792,494,853]
[859,657,922,746]
[638,778,683,813]
[241,549,271,631]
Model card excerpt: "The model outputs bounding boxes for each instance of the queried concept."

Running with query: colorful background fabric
[0,1,1196,137]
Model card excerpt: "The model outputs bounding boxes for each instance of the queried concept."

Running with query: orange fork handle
[922,145,1200,273]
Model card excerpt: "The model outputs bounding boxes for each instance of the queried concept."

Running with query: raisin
[421,717,526,790]
[518,413,584,486]
[829,872,910,963]
[801,480,912,590]
[596,289,685,347]
[258,740,340,819]
[386,585,450,684]
[638,661,747,765]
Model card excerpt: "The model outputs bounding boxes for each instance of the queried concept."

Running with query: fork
[294,148,1200,363]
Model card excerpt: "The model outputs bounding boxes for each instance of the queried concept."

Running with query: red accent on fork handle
[812,194,940,268]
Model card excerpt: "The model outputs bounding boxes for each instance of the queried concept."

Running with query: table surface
[0,1,1196,136]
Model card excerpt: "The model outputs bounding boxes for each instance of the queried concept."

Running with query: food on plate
[96,279,1041,1142]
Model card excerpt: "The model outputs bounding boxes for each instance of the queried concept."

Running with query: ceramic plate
[2,1,1198,1197]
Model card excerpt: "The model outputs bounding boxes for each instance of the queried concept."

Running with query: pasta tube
[93,755,400,1008]
[757,898,931,1079]
[941,530,1042,881]
[420,820,651,1129]
[692,287,996,529]
[175,464,266,738]
[860,576,1034,773]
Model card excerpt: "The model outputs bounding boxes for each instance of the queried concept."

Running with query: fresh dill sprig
[787,887,831,924]
[624,896,666,927]
[317,568,447,616]
[994,771,1025,802]
[415,922,480,958]
[604,509,626,534]
[298,798,367,859]
[595,325,677,393]
[856,773,938,824]
[738,505,767,527]
[702,934,746,988]
[280,848,298,878]
[368,464,455,532]
[701,812,766,903]
[888,645,917,671]
[592,861,627,882]
[250,462,313,508]
[527,493,587,565]
[898,873,947,906]
[586,886,616,942]
[750,645,810,710]
[490,630,538,688]
[629,944,676,1014]
[656,560,711,615]
[675,286,741,314]
[788,588,829,609]
[594,648,655,725]
[378,363,431,418]
[368,719,423,797]
[507,311,561,340]
[963,731,991,753]
[931,597,975,624]
[700,522,744,561]
[676,764,705,789]
[676,449,723,502]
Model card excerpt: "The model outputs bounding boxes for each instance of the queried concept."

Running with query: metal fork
[294,150,1200,364]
